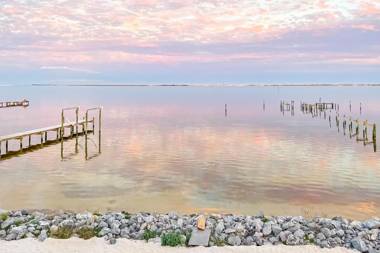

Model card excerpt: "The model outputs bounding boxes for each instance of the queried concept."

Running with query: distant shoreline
[27,83,380,87]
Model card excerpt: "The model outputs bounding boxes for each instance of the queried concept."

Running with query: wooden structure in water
[0,106,102,159]
[280,101,295,116]
[0,99,29,108]
[0,119,94,159]
[301,102,336,113]
[287,100,377,152]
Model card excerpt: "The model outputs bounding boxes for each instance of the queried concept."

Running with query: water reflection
[0,86,379,219]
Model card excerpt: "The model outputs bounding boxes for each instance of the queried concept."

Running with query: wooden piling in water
[373,124,377,143]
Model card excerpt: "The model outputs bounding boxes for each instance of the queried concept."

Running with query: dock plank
[0,120,92,141]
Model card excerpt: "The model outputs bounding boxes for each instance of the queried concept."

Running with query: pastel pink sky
[0,0,379,84]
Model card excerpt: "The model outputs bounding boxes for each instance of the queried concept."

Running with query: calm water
[0,86,379,219]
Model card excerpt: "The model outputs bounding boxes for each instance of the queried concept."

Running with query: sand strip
[0,238,358,253]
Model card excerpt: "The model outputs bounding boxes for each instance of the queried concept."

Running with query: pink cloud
[0,0,379,70]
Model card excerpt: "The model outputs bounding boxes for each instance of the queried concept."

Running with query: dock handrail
[85,107,102,159]
[61,107,79,158]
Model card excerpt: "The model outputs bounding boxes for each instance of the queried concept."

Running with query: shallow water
[0,86,379,219]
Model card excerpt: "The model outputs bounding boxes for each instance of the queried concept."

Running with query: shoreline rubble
[0,209,379,252]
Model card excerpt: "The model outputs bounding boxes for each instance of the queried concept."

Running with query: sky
[0,0,379,85]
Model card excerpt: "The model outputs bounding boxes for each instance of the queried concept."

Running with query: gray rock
[272,225,282,236]
[350,221,362,230]
[235,223,245,233]
[50,225,58,234]
[370,229,379,241]
[336,229,345,237]
[319,240,330,248]
[321,228,331,238]
[38,230,48,242]
[0,230,6,238]
[188,228,211,247]
[227,235,241,246]
[269,236,279,244]
[279,231,290,243]
[39,221,50,229]
[286,234,299,245]
[60,219,74,228]
[98,227,111,237]
[316,232,326,241]
[215,222,225,234]
[120,228,130,238]
[5,233,17,241]
[262,224,272,236]
[98,221,108,229]
[364,220,380,229]
[294,229,305,239]
[1,218,14,229]
[224,228,236,234]
[351,238,368,252]
[177,218,183,227]
[111,220,121,235]
[243,236,254,245]
[9,226,27,239]
[252,219,263,232]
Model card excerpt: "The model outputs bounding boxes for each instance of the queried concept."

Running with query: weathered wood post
[356,125,359,141]
[61,109,64,158]
[99,108,102,154]
[19,137,23,151]
[92,117,95,135]
[28,135,31,147]
[75,107,79,153]
[373,124,376,143]
[85,111,88,159]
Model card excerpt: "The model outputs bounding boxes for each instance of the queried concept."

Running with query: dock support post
[85,112,88,159]
[75,108,79,153]
[61,110,64,159]
[29,135,31,147]
[356,125,359,141]
[6,141,8,153]
[19,138,23,151]
[92,117,95,134]
[373,124,376,143]
[99,108,102,154]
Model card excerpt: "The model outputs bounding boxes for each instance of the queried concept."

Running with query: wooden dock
[0,119,94,159]
[0,99,29,108]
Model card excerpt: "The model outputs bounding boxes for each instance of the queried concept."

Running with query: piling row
[0,99,29,108]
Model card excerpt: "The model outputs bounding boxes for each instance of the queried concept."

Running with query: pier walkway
[0,119,94,159]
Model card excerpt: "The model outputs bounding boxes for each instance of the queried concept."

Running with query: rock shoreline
[0,209,379,252]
